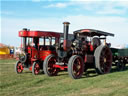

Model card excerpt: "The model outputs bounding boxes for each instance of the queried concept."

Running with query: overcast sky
[1,0,128,47]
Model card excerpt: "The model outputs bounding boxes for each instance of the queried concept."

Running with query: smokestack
[22,28,27,52]
[63,22,70,51]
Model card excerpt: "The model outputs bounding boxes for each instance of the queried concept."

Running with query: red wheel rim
[47,57,58,75]
[17,63,23,73]
[73,57,83,77]
[34,63,40,75]
[100,47,112,73]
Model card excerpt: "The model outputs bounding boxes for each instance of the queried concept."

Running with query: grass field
[0,59,128,96]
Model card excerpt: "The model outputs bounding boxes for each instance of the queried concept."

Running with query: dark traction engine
[43,22,114,79]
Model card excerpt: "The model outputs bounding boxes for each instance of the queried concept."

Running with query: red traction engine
[15,29,61,75]
[43,22,114,79]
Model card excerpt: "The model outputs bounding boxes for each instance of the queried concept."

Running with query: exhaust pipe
[63,22,70,51]
[22,28,27,52]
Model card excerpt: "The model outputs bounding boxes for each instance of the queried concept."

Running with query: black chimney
[63,22,70,51]
[22,28,27,52]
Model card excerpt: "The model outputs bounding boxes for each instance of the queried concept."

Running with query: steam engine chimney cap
[23,28,28,31]
[63,22,70,25]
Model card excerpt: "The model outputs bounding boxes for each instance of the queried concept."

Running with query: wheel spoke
[95,46,112,74]
[16,61,23,74]
[47,56,58,76]
[73,64,77,71]
[72,57,83,78]
[32,62,40,75]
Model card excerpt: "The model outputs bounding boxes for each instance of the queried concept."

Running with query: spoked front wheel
[15,61,24,74]
[32,61,40,75]
[68,55,84,79]
[43,54,59,76]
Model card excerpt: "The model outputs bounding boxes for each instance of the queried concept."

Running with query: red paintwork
[20,64,24,70]
[34,63,40,75]
[17,63,24,73]
[81,29,90,32]
[72,57,83,77]
[53,65,67,70]
[26,46,57,71]
[63,40,71,51]
[27,46,56,61]
[86,42,94,52]
[89,43,94,51]
[63,40,67,51]
[18,29,61,72]
[29,66,32,71]
[19,30,60,38]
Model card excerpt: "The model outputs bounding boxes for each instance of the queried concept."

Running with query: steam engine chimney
[22,28,27,52]
[63,22,70,51]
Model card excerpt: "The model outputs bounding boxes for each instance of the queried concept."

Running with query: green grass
[0,59,128,96]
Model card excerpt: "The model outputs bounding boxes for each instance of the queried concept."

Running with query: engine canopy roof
[74,29,114,37]
[19,30,61,38]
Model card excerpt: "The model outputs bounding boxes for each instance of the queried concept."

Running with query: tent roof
[0,43,8,48]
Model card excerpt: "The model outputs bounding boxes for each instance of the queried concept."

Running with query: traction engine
[43,22,114,79]
[15,29,61,75]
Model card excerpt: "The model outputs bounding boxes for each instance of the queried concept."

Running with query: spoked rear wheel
[15,61,24,74]
[43,54,59,76]
[32,62,40,75]
[94,45,112,74]
[68,55,84,79]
